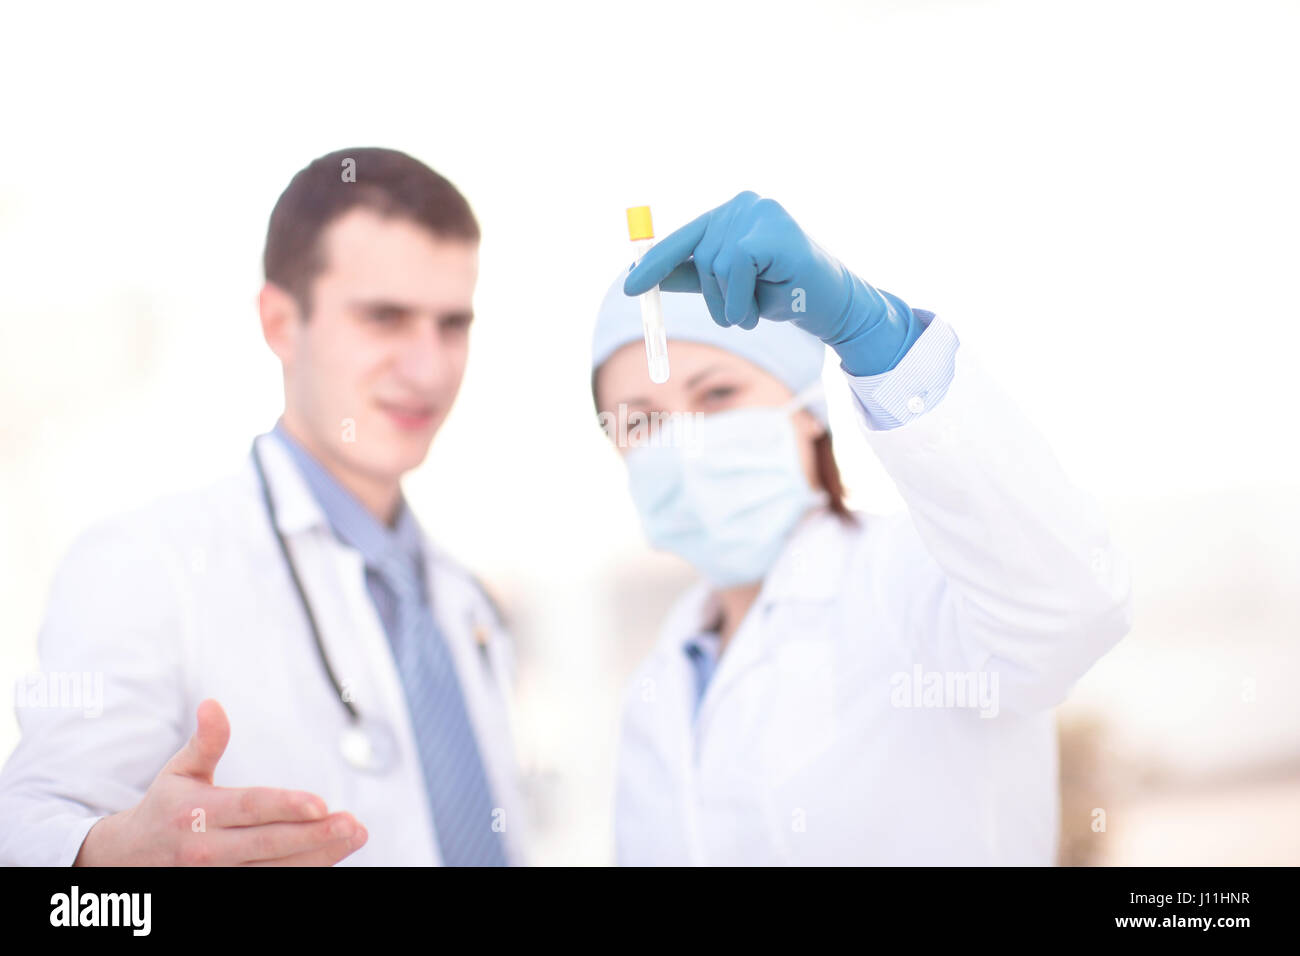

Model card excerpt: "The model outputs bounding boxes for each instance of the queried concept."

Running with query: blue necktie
[369,549,509,866]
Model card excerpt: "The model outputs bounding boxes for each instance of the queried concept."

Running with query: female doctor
[591,192,1134,865]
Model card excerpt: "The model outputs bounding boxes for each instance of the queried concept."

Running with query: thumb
[165,698,230,782]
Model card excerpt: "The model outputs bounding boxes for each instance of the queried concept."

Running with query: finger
[623,260,701,294]
[219,813,362,864]
[164,699,230,782]
[624,210,711,296]
[723,251,760,328]
[656,261,702,294]
[244,827,368,867]
[208,786,329,827]
[696,254,728,326]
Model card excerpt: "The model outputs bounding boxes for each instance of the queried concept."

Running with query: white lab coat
[614,331,1135,866]
[0,433,528,866]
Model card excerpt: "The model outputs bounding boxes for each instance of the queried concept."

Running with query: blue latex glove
[624,191,921,377]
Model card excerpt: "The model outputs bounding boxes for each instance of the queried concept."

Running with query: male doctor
[0,148,526,866]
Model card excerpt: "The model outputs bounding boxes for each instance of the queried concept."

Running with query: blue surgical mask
[624,382,827,587]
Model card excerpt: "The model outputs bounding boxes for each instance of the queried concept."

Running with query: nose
[394,316,455,391]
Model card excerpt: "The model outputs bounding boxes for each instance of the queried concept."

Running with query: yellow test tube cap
[626,206,654,241]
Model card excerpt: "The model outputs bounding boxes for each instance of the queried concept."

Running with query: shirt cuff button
[906,395,926,414]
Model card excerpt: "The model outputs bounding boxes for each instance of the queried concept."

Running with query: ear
[258,282,302,364]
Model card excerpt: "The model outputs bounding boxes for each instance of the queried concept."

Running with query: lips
[378,400,437,431]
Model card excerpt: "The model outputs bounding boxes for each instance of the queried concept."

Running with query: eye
[365,306,406,324]
[698,384,738,408]
[439,314,473,334]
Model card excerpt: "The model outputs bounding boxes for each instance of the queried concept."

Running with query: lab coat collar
[661,504,858,660]
[269,420,424,576]
[253,430,462,586]
[654,505,862,741]
[755,505,857,607]
[251,431,331,538]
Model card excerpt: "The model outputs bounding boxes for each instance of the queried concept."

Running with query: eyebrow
[685,364,725,389]
[348,300,474,323]
[350,299,414,316]
[611,364,729,409]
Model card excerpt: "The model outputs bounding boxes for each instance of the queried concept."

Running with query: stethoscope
[250,437,402,775]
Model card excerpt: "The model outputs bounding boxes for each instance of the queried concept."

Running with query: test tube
[626,205,670,384]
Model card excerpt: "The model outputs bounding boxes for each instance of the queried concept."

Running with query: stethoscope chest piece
[340,716,401,775]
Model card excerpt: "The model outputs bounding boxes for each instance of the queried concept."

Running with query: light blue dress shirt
[682,308,961,716]
[271,420,425,632]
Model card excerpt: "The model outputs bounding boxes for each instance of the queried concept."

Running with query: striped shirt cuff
[844,310,960,430]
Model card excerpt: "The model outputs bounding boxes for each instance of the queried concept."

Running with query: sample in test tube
[626,205,670,384]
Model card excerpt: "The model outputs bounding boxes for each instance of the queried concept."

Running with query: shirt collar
[683,628,722,663]
[269,419,424,573]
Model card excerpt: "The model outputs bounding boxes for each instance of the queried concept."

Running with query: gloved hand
[625,191,921,377]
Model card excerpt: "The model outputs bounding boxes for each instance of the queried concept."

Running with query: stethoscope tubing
[250,438,360,722]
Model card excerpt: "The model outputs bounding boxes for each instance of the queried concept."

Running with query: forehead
[596,338,787,404]
[317,207,478,300]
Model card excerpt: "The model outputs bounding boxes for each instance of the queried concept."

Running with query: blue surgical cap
[590,265,828,423]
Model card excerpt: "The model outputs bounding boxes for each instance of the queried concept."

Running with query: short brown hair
[263,147,480,316]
